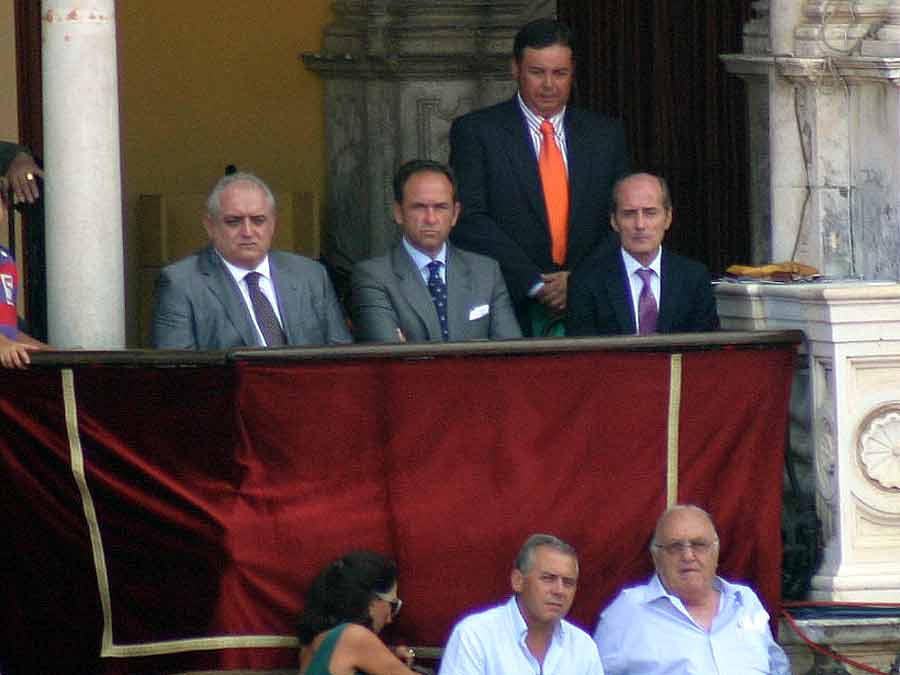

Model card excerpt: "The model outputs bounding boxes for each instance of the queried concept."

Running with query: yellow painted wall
[118,1,332,345]
[0,1,18,252]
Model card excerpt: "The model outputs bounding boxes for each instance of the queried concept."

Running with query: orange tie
[538,119,569,266]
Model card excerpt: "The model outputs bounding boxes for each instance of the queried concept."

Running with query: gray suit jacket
[151,246,351,350]
[350,243,522,343]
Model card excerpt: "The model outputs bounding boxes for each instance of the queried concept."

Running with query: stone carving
[858,405,900,490]
[303,0,544,273]
[816,415,838,500]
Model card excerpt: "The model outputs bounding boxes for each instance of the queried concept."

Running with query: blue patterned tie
[427,260,449,342]
[244,271,286,347]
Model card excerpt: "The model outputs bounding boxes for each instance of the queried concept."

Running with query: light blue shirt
[593,574,791,675]
[402,237,448,284]
[438,596,604,675]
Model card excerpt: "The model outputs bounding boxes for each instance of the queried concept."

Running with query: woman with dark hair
[297,550,419,675]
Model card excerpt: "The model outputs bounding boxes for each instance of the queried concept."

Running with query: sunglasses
[375,591,403,617]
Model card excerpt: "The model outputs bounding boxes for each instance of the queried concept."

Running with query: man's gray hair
[514,533,577,574]
[650,504,719,549]
[206,171,276,220]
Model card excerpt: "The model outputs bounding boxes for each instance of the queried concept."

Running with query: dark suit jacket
[567,247,720,336]
[351,242,522,343]
[448,97,629,328]
[151,246,351,350]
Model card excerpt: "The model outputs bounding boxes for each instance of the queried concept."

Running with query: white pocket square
[469,304,490,320]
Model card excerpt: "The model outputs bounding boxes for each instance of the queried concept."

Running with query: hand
[0,340,41,369]
[535,270,570,312]
[393,645,415,668]
[6,152,43,204]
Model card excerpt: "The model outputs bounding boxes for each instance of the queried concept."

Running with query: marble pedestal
[716,280,900,671]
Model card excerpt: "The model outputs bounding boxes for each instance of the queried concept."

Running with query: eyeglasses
[375,592,403,617]
[652,538,718,556]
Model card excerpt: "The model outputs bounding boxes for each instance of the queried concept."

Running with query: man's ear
[450,201,461,228]
[609,213,620,233]
[510,58,520,81]
[202,215,215,239]
[392,202,404,226]
[510,568,524,593]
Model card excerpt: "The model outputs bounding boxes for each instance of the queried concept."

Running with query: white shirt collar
[620,247,662,278]
[516,91,566,133]
[216,250,273,285]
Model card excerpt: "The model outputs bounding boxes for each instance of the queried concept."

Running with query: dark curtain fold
[559,0,755,274]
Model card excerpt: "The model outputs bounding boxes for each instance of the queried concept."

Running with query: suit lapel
[445,246,474,340]
[200,247,259,346]
[498,99,549,233]
[606,252,636,334]
[564,108,591,263]
[392,245,443,341]
[269,252,300,343]
[657,250,675,332]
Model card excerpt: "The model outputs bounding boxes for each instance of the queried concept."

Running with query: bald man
[593,505,790,674]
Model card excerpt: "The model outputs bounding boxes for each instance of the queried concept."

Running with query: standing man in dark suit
[567,173,719,336]
[449,18,629,336]
[152,172,351,350]
[351,160,521,343]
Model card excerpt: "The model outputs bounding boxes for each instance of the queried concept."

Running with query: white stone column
[717,282,900,602]
[42,0,125,348]
[768,1,809,263]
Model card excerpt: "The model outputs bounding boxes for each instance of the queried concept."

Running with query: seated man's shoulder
[270,249,325,272]
[451,245,502,270]
[352,251,392,277]
[666,250,712,277]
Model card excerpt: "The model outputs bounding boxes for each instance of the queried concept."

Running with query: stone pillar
[302,0,549,278]
[717,281,900,606]
[42,0,125,348]
[769,0,808,264]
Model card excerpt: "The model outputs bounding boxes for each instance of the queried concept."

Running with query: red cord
[780,604,899,675]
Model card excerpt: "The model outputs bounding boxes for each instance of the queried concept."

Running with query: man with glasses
[438,533,603,675]
[592,504,790,674]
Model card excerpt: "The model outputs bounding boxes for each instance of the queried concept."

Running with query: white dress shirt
[620,247,662,335]
[218,253,284,346]
[593,574,791,675]
[438,596,604,675]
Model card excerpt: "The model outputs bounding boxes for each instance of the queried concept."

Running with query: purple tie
[636,268,658,335]
[244,271,286,347]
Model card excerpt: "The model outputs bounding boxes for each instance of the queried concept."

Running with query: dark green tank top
[303,623,365,675]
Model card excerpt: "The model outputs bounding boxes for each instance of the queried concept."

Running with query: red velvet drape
[0,345,793,673]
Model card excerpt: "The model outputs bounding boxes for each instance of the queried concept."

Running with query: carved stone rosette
[857,405,900,492]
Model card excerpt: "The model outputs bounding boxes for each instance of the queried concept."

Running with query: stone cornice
[720,53,900,84]
[301,52,511,79]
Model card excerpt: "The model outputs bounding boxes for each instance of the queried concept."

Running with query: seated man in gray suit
[567,172,719,336]
[152,172,351,350]
[351,159,521,343]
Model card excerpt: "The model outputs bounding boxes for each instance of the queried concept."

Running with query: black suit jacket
[567,247,720,336]
[448,97,629,326]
